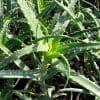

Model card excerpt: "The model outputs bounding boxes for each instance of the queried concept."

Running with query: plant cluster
[0,0,100,100]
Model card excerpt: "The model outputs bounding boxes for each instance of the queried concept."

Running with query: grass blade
[0,0,3,30]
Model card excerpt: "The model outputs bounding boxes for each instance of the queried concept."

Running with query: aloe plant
[0,0,100,99]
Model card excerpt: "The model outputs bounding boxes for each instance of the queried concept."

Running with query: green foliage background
[0,0,100,100]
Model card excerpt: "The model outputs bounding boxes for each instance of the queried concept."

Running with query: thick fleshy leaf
[17,0,44,38]
[53,59,100,97]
